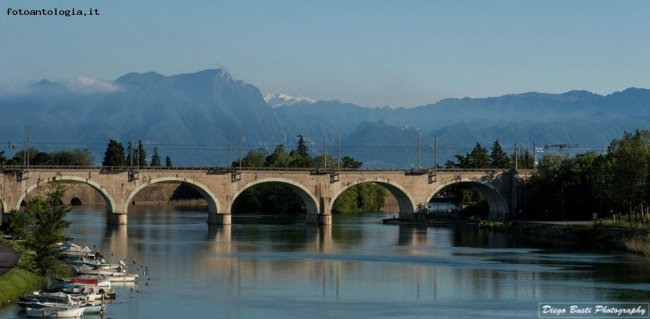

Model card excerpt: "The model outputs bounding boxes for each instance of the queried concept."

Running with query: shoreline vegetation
[384,218,650,256]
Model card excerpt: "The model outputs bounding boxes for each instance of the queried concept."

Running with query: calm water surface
[2,207,650,318]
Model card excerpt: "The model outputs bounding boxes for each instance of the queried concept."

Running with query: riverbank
[384,218,650,256]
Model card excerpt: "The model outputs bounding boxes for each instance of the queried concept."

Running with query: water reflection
[1,207,647,319]
[397,225,429,246]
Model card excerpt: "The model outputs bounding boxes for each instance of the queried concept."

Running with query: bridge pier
[208,211,231,225]
[306,213,332,225]
[399,211,414,220]
[108,213,127,225]
[216,214,231,225]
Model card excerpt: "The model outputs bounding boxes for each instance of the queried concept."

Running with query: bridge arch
[427,178,509,219]
[331,178,415,216]
[123,177,219,214]
[16,176,117,213]
[230,178,319,216]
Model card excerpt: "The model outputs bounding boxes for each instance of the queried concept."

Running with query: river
[2,206,650,318]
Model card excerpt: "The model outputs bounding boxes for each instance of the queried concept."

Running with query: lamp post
[560,182,564,224]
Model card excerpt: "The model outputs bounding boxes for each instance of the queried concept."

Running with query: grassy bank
[0,267,42,307]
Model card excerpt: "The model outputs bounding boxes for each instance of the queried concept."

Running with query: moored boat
[52,275,112,288]
[25,305,85,318]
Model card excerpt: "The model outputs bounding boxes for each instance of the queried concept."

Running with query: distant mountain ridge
[1,69,649,167]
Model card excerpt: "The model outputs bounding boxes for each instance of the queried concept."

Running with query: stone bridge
[0,166,533,225]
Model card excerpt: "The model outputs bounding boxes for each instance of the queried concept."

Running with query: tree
[468,143,490,168]
[150,146,162,167]
[0,150,6,164]
[455,143,489,168]
[125,140,147,166]
[341,156,363,169]
[289,135,312,167]
[313,154,337,169]
[607,130,650,220]
[444,160,457,169]
[512,148,535,169]
[8,188,71,275]
[137,140,147,167]
[233,148,267,167]
[8,147,40,166]
[489,139,511,168]
[102,139,126,166]
[51,149,94,166]
[126,141,134,166]
[296,135,309,157]
[165,156,173,167]
[33,152,52,165]
[265,144,291,167]
[332,183,387,213]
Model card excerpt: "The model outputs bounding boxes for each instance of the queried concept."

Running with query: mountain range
[1,68,649,167]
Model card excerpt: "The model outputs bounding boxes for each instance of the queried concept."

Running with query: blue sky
[2,0,649,107]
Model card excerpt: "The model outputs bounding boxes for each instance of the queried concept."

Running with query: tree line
[0,138,173,167]
[443,132,650,221]
[102,139,172,167]
[1,148,94,166]
[522,130,650,221]
[233,135,385,214]
[441,139,532,206]
[445,139,534,169]
[232,135,362,169]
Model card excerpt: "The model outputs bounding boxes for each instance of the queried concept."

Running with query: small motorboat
[25,305,85,318]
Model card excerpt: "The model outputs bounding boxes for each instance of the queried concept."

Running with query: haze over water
[2,206,650,318]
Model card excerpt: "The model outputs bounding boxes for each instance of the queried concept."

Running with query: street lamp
[560,182,564,223]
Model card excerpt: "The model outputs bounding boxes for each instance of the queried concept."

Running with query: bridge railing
[1,165,529,174]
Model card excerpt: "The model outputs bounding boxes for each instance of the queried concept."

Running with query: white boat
[74,261,129,275]
[106,273,139,282]
[52,284,117,300]
[25,305,85,318]
[81,303,105,314]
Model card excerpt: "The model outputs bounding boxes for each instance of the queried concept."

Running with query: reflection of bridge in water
[1,166,532,225]
[100,220,430,294]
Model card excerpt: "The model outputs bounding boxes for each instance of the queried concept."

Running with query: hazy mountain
[1,69,649,167]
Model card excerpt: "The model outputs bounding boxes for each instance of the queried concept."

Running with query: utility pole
[323,135,327,169]
[434,135,438,170]
[137,131,140,170]
[533,141,537,169]
[24,129,29,171]
[514,143,518,170]
[130,132,133,167]
[228,134,232,167]
[560,182,564,224]
[337,134,340,171]
[417,133,421,170]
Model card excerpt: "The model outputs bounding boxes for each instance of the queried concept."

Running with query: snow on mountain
[263,93,316,108]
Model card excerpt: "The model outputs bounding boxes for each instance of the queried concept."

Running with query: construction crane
[544,144,580,151]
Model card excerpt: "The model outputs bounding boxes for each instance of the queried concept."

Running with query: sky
[1,0,649,107]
